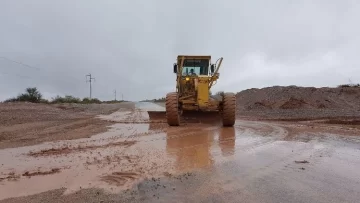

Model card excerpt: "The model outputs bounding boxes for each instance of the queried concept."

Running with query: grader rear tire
[166,92,180,126]
[222,92,236,127]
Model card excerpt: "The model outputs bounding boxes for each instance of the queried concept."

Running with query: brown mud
[22,168,61,177]
[0,102,360,203]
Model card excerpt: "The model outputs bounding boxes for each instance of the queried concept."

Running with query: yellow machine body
[147,54,236,127]
[175,55,222,112]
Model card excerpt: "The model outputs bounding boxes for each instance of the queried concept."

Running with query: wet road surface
[1,102,360,202]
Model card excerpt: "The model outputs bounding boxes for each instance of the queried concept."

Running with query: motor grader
[148,55,236,127]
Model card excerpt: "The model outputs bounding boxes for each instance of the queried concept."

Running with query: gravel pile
[236,86,360,120]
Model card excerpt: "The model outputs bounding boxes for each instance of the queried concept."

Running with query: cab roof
[177,55,211,60]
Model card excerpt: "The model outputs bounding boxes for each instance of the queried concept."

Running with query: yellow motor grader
[148,55,236,127]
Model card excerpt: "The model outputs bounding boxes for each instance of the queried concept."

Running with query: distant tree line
[3,87,124,104]
[141,97,165,102]
[338,83,360,88]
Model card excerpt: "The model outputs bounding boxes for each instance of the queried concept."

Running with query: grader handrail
[209,57,223,89]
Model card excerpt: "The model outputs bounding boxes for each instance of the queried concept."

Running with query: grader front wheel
[166,92,180,126]
[222,92,236,127]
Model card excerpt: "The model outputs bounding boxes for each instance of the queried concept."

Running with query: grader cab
[148,55,236,127]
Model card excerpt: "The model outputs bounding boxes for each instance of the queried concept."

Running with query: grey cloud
[1,0,360,101]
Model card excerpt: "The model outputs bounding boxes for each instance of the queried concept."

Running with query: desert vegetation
[3,87,122,104]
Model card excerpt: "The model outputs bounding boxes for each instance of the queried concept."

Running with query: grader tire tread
[166,92,180,126]
[222,92,236,127]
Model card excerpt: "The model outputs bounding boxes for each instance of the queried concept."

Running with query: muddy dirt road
[1,102,360,203]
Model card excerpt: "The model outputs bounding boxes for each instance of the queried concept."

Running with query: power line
[86,73,95,99]
[0,71,32,79]
[0,56,41,71]
[0,56,80,82]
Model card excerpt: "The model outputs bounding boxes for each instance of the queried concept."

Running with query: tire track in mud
[100,172,140,186]
[27,140,136,157]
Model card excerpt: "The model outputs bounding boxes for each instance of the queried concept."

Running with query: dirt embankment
[0,102,134,149]
[236,86,360,121]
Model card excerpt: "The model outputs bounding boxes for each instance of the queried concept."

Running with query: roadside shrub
[82,97,101,104]
[51,95,81,103]
[4,97,18,103]
[4,87,43,103]
[3,88,102,104]
[50,96,101,104]
[40,99,50,104]
[153,97,165,102]
[338,83,360,88]
[141,97,165,102]
[91,98,101,103]
[102,100,124,104]
[82,97,90,103]
[215,91,225,97]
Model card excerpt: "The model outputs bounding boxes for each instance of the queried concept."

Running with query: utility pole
[122,93,124,101]
[86,74,95,99]
[114,89,117,101]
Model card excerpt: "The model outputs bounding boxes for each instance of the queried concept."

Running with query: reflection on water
[165,126,215,171]
[218,127,236,157]
[164,125,237,171]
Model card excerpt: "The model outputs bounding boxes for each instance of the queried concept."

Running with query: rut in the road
[28,140,136,157]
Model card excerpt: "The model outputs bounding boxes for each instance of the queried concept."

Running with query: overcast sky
[1,0,359,101]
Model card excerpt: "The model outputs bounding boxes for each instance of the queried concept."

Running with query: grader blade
[147,110,221,125]
[181,111,222,124]
[147,111,167,122]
